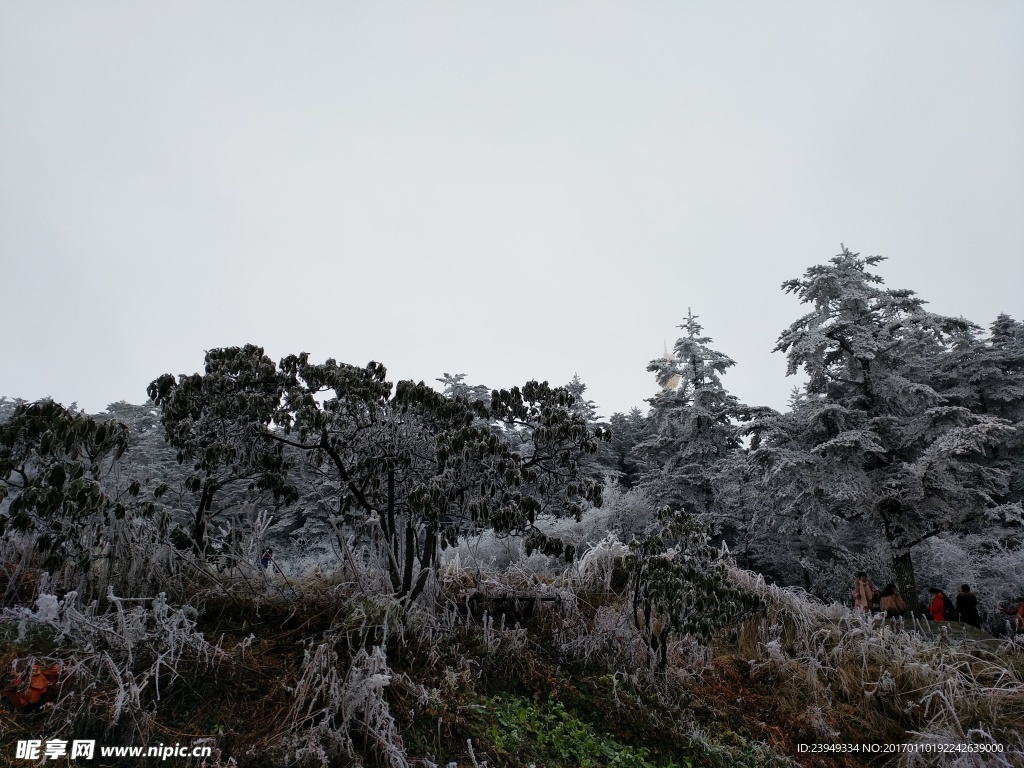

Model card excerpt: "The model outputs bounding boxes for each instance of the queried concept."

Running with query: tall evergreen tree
[755,248,1018,606]
[597,407,648,490]
[939,314,1024,477]
[564,373,600,423]
[436,373,491,404]
[739,389,867,592]
[636,310,742,521]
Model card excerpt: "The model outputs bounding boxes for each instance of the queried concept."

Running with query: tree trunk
[193,480,215,556]
[407,518,437,605]
[400,515,415,597]
[891,550,919,617]
[799,539,810,592]
[386,469,400,591]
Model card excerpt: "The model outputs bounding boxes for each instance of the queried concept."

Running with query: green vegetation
[476,695,686,767]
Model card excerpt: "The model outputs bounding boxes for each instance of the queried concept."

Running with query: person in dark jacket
[879,583,907,618]
[956,584,981,628]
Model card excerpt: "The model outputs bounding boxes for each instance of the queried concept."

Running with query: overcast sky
[2,2,1022,418]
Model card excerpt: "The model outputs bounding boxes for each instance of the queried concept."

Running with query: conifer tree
[436,373,490,404]
[636,310,743,522]
[597,407,648,489]
[756,247,1018,606]
[738,389,864,592]
[939,315,1024,476]
[564,373,600,423]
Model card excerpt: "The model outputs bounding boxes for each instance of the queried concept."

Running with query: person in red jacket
[999,597,1024,632]
[928,588,948,621]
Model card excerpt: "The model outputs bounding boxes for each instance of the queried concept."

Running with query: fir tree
[564,373,600,423]
[636,310,743,522]
[597,407,648,490]
[757,247,1018,606]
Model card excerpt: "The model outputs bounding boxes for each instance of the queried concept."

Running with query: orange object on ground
[2,663,61,708]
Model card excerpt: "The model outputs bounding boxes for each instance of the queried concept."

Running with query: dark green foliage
[627,507,761,672]
[481,695,687,768]
[148,345,299,554]
[150,347,610,605]
[0,400,134,571]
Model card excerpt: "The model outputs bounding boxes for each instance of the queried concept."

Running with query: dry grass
[3,534,1024,767]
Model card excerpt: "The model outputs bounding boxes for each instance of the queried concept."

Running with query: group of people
[853,573,913,619]
[924,585,980,626]
[852,572,1024,632]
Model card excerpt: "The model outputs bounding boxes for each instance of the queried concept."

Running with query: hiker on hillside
[879,583,906,619]
[260,548,275,572]
[853,571,879,613]
[956,584,981,628]
[999,597,1024,632]
[927,587,952,621]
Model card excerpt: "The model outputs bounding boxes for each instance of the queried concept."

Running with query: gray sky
[2,2,1022,418]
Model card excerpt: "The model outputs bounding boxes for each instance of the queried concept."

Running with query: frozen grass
[731,568,1024,765]
[3,587,220,745]
[286,642,408,768]
[3,526,1024,767]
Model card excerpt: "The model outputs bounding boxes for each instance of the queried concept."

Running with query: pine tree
[564,373,600,422]
[597,407,648,490]
[758,247,1018,607]
[636,310,742,522]
[436,373,490,404]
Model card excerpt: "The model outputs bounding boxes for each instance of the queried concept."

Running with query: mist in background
[2,2,1021,417]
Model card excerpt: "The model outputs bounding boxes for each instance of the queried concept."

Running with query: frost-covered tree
[148,346,299,555]
[0,400,145,575]
[738,390,867,593]
[937,314,1024,507]
[596,407,648,490]
[635,310,743,521]
[939,315,1024,417]
[564,373,600,423]
[755,248,1019,606]
[560,373,607,486]
[627,506,760,672]
[436,372,490,404]
[152,347,609,605]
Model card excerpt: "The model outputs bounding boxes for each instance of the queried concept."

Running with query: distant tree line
[590,247,1024,614]
[2,246,1022,620]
